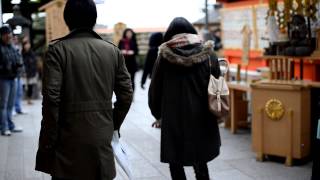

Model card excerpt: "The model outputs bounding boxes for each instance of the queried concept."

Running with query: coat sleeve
[38,45,63,151]
[133,41,139,56]
[148,56,163,120]
[113,49,133,130]
[141,49,153,86]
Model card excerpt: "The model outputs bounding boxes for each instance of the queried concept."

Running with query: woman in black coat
[118,28,139,91]
[22,41,38,105]
[148,17,221,180]
[140,32,163,89]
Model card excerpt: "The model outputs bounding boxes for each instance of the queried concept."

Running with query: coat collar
[159,40,214,67]
[51,28,103,43]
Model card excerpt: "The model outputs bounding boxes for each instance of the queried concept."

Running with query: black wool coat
[149,41,221,165]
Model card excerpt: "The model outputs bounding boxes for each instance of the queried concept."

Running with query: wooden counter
[226,81,251,134]
[251,81,311,166]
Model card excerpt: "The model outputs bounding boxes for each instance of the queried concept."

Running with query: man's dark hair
[0,26,12,35]
[163,17,197,42]
[64,0,97,30]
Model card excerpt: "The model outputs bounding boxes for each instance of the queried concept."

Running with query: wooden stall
[39,0,68,45]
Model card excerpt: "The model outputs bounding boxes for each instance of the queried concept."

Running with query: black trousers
[27,84,34,98]
[169,163,210,180]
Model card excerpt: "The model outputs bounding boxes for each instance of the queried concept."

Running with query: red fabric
[123,38,131,51]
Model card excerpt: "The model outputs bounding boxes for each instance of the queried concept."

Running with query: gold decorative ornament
[268,0,278,15]
[295,0,304,15]
[279,0,293,30]
[265,99,285,121]
[305,0,318,21]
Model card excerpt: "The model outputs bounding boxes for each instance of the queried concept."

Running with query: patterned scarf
[166,33,203,48]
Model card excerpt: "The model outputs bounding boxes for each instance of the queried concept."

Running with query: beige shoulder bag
[208,57,230,118]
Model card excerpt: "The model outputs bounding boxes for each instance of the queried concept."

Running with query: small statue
[284,14,313,56]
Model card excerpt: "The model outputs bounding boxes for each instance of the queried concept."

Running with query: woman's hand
[127,50,134,55]
[121,50,128,55]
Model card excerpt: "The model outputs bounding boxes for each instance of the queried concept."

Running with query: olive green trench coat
[35,29,133,180]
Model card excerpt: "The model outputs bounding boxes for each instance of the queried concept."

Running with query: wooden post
[236,64,241,82]
[283,58,288,80]
[300,58,304,80]
[274,59,278,80]
[277,58,282,80]
[268,59,273,80]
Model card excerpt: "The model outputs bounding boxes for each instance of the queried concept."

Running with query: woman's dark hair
[163,17,198,42]
[64,0,97,30]
[122,28,136,40]
[122,28,137,42]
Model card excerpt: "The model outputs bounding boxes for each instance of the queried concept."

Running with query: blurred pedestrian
[148,17,221,180]
[140,32,163,89]
[35,0,133,180]
[12,35,26,115]
[22,40,37,105]
[0,26,24,136]
[212,28,222,51]
[118,28,139,91]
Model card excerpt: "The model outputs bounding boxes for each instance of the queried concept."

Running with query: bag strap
[208,55,212,75]
[208,55,230,77]
[218,58,229,77]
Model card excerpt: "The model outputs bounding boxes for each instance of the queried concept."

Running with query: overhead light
[29,0,40,3]
[11,0,21,4]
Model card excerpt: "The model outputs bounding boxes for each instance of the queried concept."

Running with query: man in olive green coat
[35,0,133,180]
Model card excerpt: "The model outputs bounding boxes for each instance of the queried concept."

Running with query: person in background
[140,32,163,90]
[12,35,26,115]
[148,17,221,180]
[212,28,222,51]
[22,40,37,105]
[141,32,163,128]
[35,0,133,179]
[118,28,139,91]
[0,26,24,136]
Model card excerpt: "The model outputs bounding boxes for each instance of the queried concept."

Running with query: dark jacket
[148,41,221,165]
[141,32,163,86]
[35,29,133,180]
[0,43,23,79]
[23,50,37,79]
[118,38,139,74]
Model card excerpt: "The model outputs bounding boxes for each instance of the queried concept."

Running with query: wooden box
[251,81,311,166]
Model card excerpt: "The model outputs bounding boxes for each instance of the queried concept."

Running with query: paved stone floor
[0,72,312,180]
